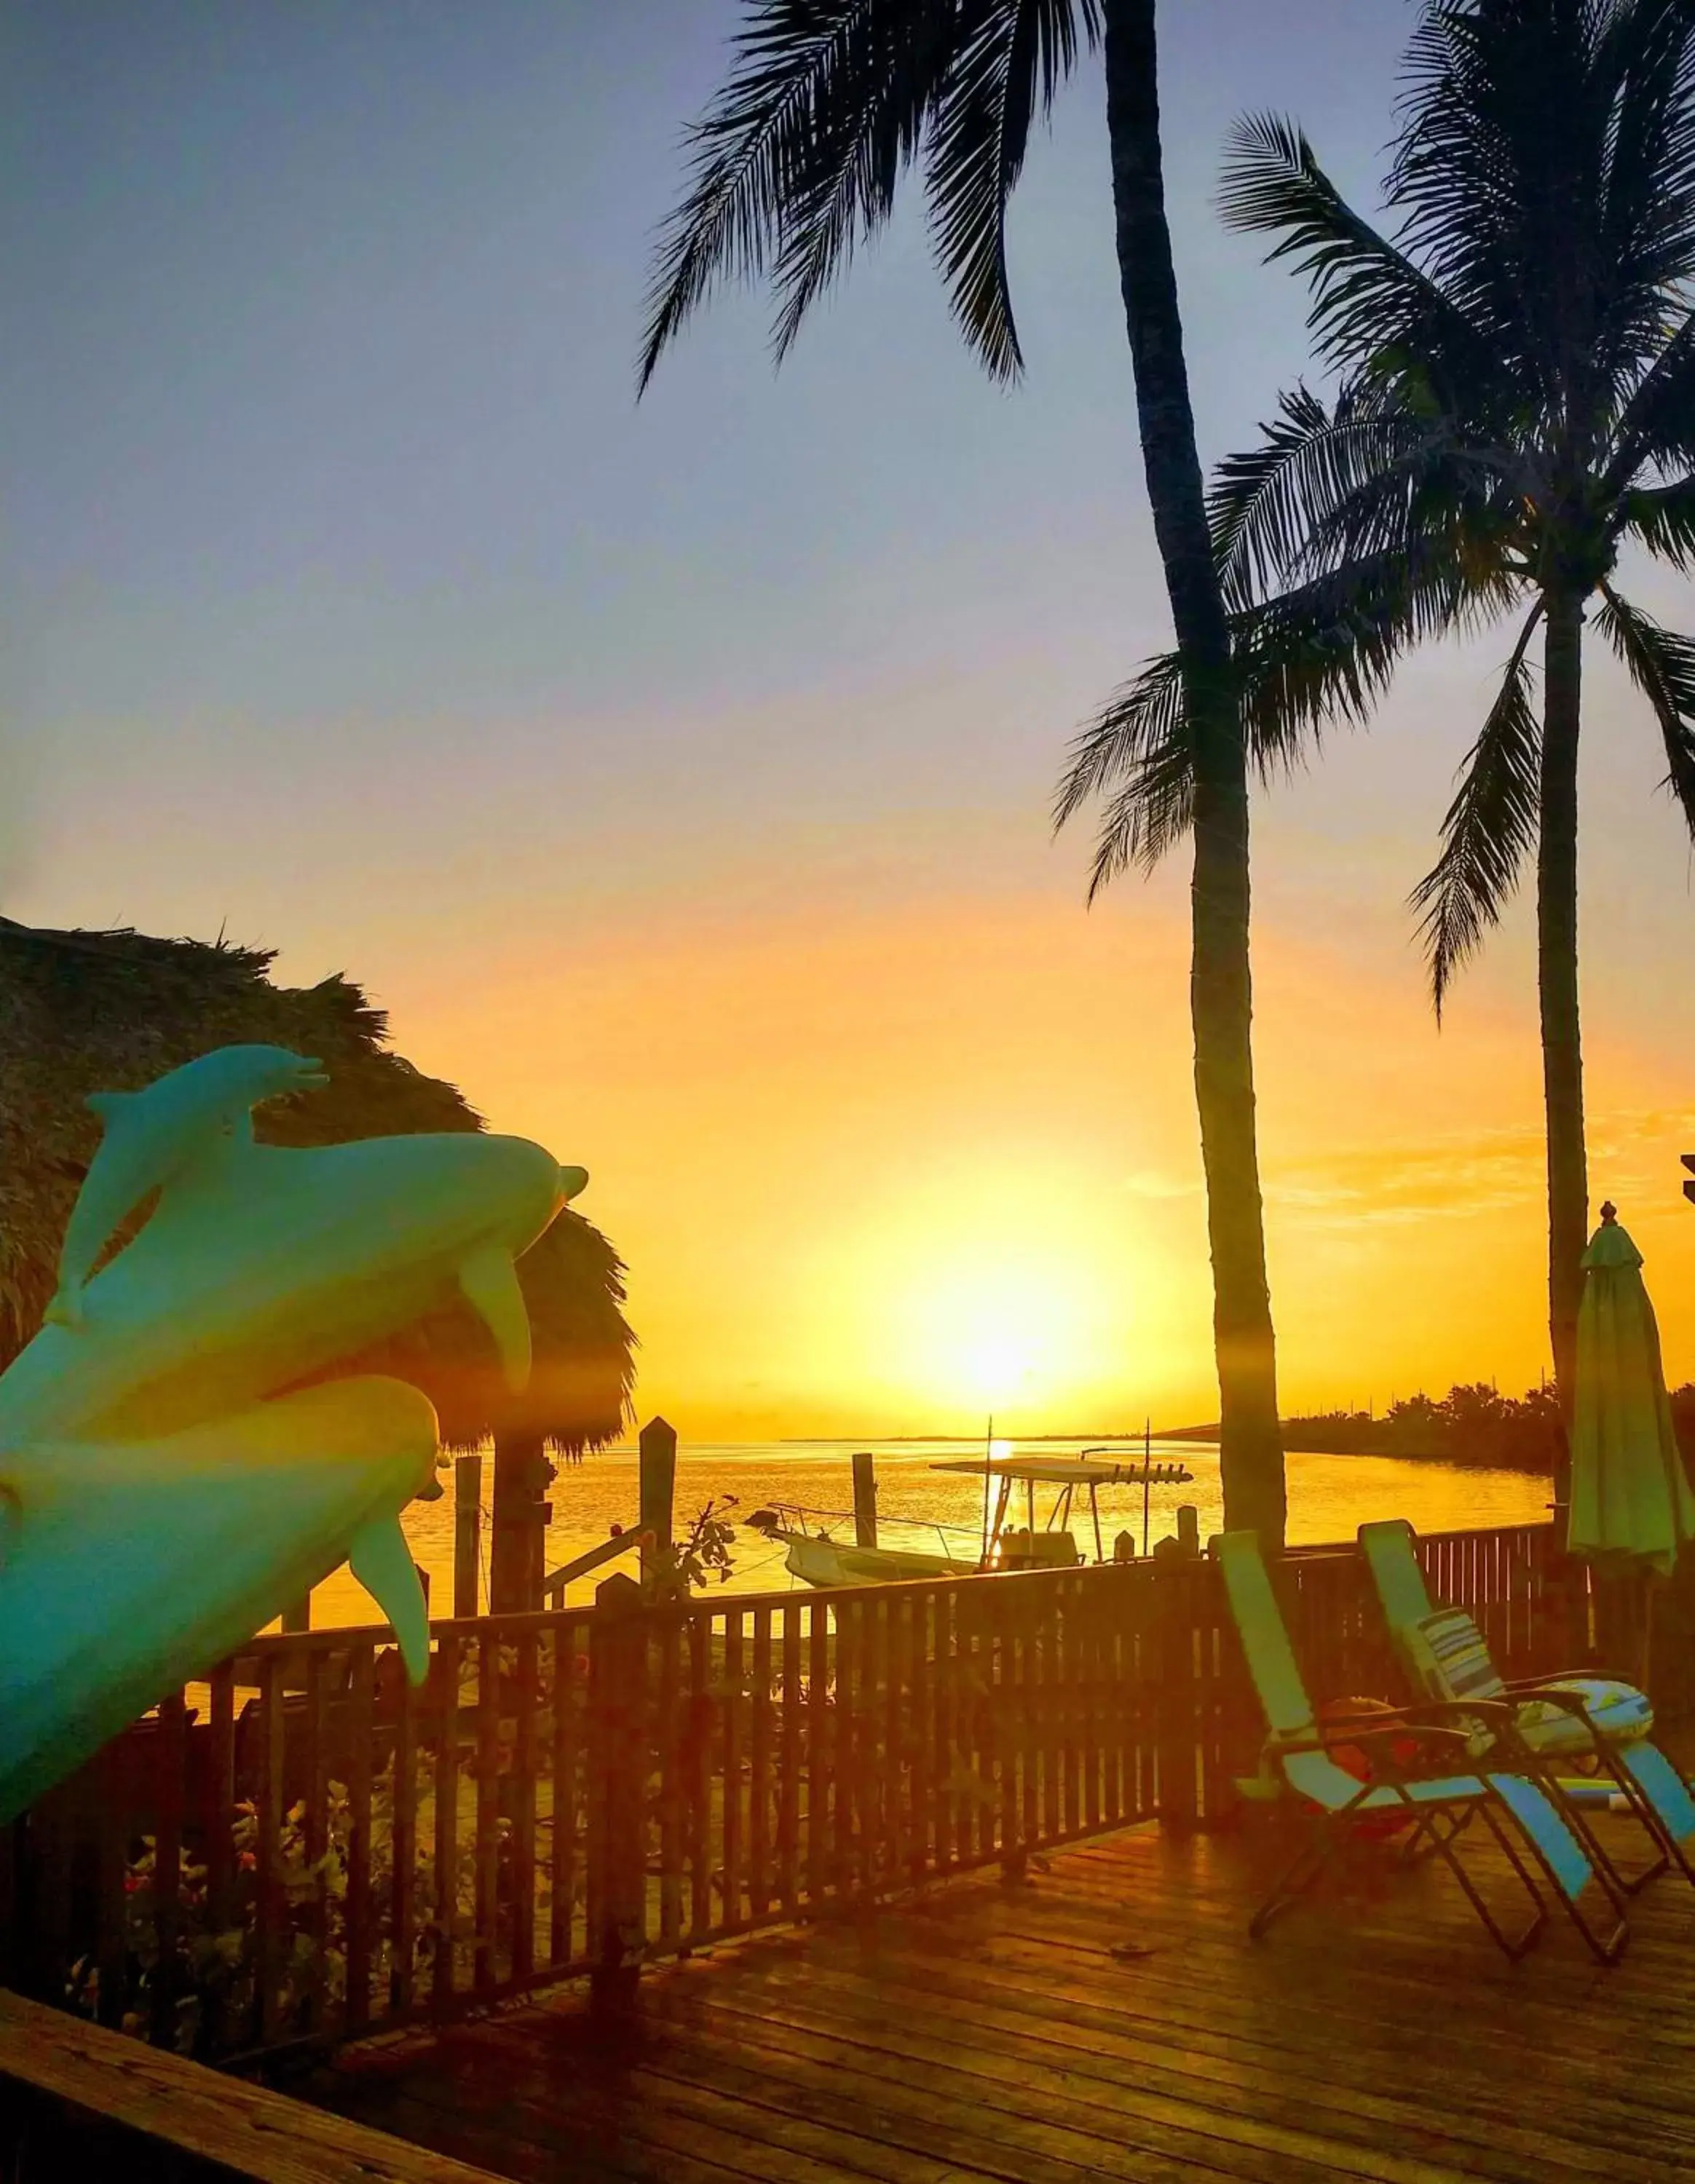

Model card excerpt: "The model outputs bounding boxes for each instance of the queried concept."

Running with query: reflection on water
[301,1438,1552,1630]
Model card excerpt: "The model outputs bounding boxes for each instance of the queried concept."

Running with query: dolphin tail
[42,1287,84,1331]
[349,1513,431,1684]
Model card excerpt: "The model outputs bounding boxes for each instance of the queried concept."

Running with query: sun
[897,1251,1099,1413]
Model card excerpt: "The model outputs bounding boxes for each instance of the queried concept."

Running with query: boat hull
[775,1532,977,1588]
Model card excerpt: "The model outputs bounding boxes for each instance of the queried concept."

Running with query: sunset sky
[10,1,1695,1439]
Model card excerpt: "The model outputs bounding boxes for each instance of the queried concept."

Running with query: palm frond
[1218,113,1498,403]
[1607,305,1695,483]
[636,1,960,392]
[1393,1,1695,421]
[1208,381,1429,609]
[1592,0,1695,377]
[1054,531,1497,895]
[1391,0,1605,402]
[922,1,1099,379]
[1407,604,1546,1021]
[1237,540,1487,768]
[1621,470,1695,566]
[1595,582,1695,839]
[1051,653,1189,898]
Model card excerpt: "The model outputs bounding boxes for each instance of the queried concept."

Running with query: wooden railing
[0,1988,502,2180]
[0,1521,1625,2063]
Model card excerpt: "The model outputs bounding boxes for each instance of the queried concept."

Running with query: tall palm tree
[1058,0,1695,1417]
[638,1,1287,1539]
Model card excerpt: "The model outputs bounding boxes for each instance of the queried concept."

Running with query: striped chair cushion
[1399,1608,1506,1704]
[1514,1677,1653,1754]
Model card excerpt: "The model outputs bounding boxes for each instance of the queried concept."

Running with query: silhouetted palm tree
[1059,0,1695,1413]
[639,1,1286,1539]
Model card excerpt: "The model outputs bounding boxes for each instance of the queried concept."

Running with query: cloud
[1265,1124,1546,1227]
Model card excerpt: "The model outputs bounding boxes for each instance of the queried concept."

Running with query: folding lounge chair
[1358,1519,1695,1891]
[1217,1530,1627,1963]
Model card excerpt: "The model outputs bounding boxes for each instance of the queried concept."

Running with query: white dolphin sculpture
[0,1045,585,1823]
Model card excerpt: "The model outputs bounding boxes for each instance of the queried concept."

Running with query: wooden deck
[300,1802,1695,2184]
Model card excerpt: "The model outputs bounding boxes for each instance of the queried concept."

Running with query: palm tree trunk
[1100,0,1284,1543]
[1538,588,1588,1423]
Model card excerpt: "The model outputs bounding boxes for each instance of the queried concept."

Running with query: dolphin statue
[0,1045,589,1824]
[44,1045,332,1330]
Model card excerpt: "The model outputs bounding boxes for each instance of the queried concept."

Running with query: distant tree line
[1281,1385,1695,1476]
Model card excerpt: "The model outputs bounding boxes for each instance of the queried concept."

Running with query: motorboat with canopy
[747,1445,1195,1589]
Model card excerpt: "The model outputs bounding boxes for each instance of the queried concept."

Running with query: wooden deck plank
[307,1805,1695,2184]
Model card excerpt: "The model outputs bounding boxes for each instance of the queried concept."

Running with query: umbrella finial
[1600,1200,1618,1223]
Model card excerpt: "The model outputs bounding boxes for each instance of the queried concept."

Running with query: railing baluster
[431,1630,459,2017]
[511,1630,538,1987]
[302,1652,330,2034]
[656,1614,682,1949]
[149,1693,186,2051]
[688,1612,711,1938]
[933,1586,955,1873]
[344,1642,374,2038]
[254,1653,285,2049]
[833,1597,856,1897]
[749,1605,772,1921]
[474,1631,499,2000]
[778,1600,802,1912]
[548,1622,578,1971]
[806,1599,829,1907]
[390,1647,418,2015]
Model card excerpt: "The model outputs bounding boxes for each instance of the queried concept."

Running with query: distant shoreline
[777,1426,1553,1476]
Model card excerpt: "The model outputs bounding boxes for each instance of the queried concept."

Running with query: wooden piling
[454,1454,482,1619]
[852,1451,878,1549]
[638,1417,676,1594]
[491,1433,553,1613]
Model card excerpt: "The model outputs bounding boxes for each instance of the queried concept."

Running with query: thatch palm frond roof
[0,917,635,1451]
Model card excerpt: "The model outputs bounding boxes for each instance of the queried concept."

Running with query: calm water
[299,1438,1552,1629]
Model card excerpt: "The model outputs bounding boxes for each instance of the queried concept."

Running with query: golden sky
[12,3,1695,1439]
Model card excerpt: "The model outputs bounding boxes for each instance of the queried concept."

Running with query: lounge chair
[1358,1518,1695,1891]
[1217,1530,1627,1962]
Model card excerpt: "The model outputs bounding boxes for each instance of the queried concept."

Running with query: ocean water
[298,1437,1552,1630]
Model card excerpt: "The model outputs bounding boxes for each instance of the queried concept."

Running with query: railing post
[588,1572,649,2010]
[1153,1562,1198,1832]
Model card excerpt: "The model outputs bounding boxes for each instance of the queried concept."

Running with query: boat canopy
[929,1456,1192,1487]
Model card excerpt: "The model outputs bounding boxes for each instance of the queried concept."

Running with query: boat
[746,1445,1195,1589]
[743,1500,979,1588]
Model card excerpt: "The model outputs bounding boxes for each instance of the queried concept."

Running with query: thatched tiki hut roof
[0,917,636,1454]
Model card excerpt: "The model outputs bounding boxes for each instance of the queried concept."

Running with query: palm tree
[637,1,1286,1540]
[1059,0,1695,1420]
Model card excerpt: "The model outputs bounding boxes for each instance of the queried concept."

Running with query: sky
[9,1,1695,1439]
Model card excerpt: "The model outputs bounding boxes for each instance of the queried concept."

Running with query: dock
[304,1797,1695,2184]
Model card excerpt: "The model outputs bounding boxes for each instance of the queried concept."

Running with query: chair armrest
[1501,1671,1638,1698]
[1272,1717,1477,1763]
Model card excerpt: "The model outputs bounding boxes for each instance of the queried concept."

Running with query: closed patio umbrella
[1567,1204,1695,1577]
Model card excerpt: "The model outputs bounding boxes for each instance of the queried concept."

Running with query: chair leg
[1478,1787,1627,1966]
[1433,1800,1546,1974]
[1249,1808,1336,1940]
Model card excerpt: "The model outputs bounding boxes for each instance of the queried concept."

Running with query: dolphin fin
[459,1244,532,1393]
[349,1514,430,1684]
[86,1090,131,1122]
